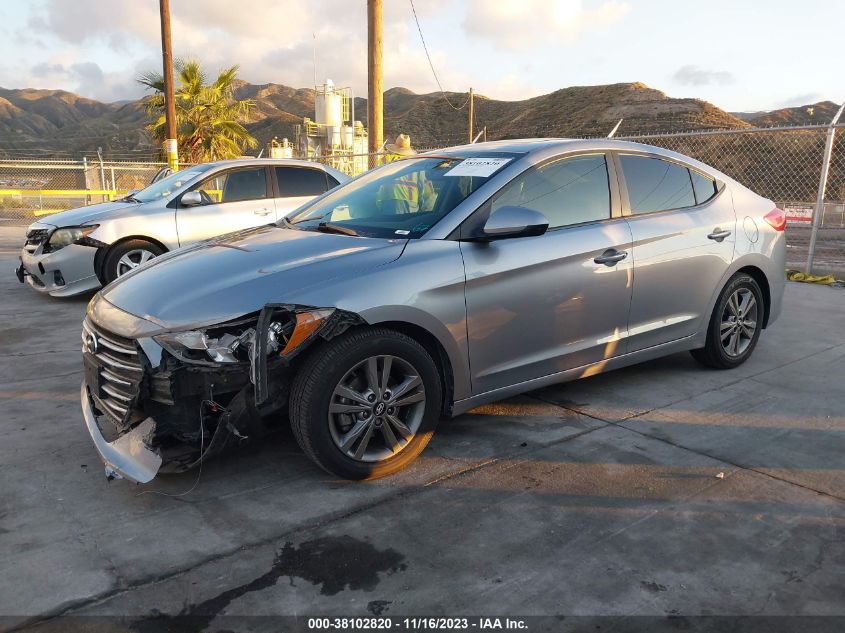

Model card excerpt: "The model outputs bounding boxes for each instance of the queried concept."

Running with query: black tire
[102,239,164,284]
[691,273,765,369]
[290,327,442,480]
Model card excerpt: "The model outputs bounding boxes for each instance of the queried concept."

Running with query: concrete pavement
[0,226,842,628]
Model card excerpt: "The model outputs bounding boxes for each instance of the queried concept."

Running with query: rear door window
[275,166,331,197]
[690,169,717,204]
[620,155,696,214]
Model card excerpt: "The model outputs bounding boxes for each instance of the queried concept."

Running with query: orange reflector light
[281,309,334,356]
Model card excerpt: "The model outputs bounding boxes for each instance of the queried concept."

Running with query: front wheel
[691,273,765,369]
[289,328,442,479]
[102,239,165,284]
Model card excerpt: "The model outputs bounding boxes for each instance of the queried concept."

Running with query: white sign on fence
[783,205,813,225]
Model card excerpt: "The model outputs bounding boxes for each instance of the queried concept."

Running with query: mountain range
[0,81,835,159]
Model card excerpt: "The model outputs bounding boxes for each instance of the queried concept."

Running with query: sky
[0,0,841,113]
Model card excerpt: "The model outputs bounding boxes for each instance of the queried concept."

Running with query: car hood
[100,225,407,330]
[37,200,144,228]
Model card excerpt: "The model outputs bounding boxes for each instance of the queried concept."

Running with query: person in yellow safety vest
[379,134,436,215]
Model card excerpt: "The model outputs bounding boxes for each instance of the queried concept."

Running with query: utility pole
[468,87,474,144]
[159,0,179,171]
[367,0,383,167]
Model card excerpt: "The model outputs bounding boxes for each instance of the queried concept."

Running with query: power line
[408,0,470,111]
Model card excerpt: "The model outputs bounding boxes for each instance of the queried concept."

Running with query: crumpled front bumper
[80,383,162,483]
[19,244,101,297]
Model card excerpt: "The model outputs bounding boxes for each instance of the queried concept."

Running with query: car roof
[423,137,692,156]
[200,157,332,169]
[194,157,349,182]
[422,138,731,182]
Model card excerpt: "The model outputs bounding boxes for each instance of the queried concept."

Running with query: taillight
[763,207,786,231]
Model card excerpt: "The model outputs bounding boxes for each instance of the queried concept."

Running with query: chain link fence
[0,159,168,222]
[2,126,844,275]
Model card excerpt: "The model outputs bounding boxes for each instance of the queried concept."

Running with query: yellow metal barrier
[1,188,224,217]
[0,189,129,217]
[0,189,126,197]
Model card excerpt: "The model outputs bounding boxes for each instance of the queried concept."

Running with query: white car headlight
[47,225,100,251]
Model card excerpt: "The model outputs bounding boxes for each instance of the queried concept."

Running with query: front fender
[88,208,179,250]
[359,303,470,403]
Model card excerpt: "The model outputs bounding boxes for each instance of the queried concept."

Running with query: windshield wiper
[121,193,142,203]
[316,222,359,237]
[292,210,332,225]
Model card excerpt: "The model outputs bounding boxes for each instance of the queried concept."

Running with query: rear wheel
[691,273,764,369]
[290,328,442,479]
[102,239,164,284]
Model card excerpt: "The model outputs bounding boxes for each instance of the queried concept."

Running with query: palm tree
[139,60,258,163]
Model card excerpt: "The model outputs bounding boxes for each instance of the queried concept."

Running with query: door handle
[594,249,628,266]
[707,228,732,242]
[254,208,274,216]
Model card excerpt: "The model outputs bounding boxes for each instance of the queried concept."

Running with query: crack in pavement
[0,349,80,359]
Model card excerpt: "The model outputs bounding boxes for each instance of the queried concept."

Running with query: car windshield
[286,153,520,238]
[131,165,215,203]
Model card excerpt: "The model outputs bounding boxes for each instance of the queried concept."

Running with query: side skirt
[451,334,698,417]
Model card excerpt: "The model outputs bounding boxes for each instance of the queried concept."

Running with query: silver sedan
[78,139,786,482]
[16,158,347,296]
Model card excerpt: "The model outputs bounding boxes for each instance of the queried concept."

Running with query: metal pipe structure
[96,147,105,191]
[805,101,845,273]
[468,88,474,144]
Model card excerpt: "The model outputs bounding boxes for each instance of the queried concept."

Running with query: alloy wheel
[328,355,427,462]
[116,249,156,277]
[720,288,758,357]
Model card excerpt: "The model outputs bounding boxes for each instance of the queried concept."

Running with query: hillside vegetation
[0,81,821,158]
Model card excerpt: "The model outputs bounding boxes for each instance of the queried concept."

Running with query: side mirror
[180,191,203,207]
[472,206,549,241]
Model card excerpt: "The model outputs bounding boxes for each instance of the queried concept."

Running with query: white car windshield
[130,165,215,203]
[286,153,520,239]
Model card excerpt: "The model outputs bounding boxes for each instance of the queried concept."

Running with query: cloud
[19,0,463,101]
[21,59,147,102]
[777,92,824,108]
[462,0,630,50]
[672,65,734,87]
[31,62,66,77]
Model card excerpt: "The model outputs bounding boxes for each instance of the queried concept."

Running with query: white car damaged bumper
[18,236,101,297]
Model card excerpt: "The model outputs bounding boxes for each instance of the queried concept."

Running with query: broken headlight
[46,225,100,252]
[153,308,334,364]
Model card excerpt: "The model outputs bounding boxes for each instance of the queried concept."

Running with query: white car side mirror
[181,191,204,207]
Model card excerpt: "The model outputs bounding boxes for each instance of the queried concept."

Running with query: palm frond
[139,59,258,161]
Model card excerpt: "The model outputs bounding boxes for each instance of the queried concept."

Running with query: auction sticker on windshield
[444,157,511,178]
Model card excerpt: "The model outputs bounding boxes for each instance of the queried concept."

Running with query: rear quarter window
[276,167,331,197]
[690,169,717,204]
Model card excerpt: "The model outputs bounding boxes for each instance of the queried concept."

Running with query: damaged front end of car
[80,303,364,483]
